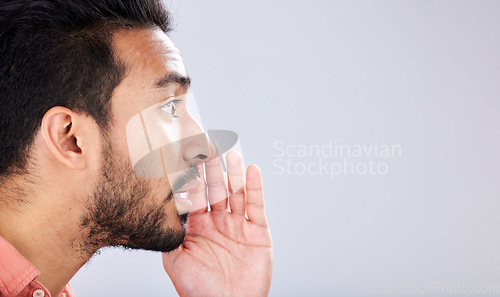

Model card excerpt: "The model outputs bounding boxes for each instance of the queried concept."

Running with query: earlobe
[41,107,86,170]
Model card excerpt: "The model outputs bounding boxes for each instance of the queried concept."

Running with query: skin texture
[0,27,272,297]
[163,154,273,297]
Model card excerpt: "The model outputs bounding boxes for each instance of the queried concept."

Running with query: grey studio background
[71,1,500,296]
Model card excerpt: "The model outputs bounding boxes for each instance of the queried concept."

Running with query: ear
[41,107,86,170]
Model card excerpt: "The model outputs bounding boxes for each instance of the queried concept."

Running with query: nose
[181,116,214,166]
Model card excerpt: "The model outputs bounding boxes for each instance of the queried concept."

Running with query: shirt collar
[0,235,40,295]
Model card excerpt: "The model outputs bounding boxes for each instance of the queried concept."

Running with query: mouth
[173,177,202,215]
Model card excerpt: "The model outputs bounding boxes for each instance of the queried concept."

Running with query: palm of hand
[163,152,273,297]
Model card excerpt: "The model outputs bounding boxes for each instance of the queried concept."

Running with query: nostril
[196,153,208,160]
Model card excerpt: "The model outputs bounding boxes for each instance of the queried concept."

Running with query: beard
[79,140,188,255]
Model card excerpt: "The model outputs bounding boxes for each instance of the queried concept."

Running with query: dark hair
[0,0,172,175]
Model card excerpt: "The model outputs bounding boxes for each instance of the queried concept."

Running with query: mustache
[171,165,201,194]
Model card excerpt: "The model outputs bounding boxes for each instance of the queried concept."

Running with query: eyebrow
[154,72,191,89]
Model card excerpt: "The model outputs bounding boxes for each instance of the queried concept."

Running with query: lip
[173,177,202,215]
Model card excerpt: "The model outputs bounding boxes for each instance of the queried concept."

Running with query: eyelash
[160,99,182,118]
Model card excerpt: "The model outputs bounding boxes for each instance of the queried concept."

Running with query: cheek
[104,120,139,171]
[148,118,182,152]
[108,141,134,173]
[148,176,173,195]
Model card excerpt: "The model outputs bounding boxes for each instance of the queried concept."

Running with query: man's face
[80,28,207,253]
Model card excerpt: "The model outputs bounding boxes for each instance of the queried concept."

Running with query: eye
[161,99,181,117]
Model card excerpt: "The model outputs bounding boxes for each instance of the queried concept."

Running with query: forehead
[113,27,185,77]
[111,28,187,121]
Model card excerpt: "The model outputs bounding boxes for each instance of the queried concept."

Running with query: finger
[187,163,208,215]
[205,155,228,211]
[226,151,246,215]
[246,164,268,226]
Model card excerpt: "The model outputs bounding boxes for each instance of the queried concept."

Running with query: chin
[117,210,189,253]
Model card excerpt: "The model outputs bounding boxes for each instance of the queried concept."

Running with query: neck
[0,197,96,297]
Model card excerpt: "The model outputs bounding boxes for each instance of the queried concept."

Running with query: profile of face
[79,28,210,254]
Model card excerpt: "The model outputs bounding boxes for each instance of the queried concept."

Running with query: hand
[162,151,273,297]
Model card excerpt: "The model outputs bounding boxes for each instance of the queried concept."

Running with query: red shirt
[0,236,75,297]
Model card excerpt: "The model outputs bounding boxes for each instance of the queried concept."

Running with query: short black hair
[0,0,172,175]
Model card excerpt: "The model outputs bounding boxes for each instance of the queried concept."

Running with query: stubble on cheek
[77,151,187,255]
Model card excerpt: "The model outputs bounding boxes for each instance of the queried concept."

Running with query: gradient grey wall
[71,1,500,296]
